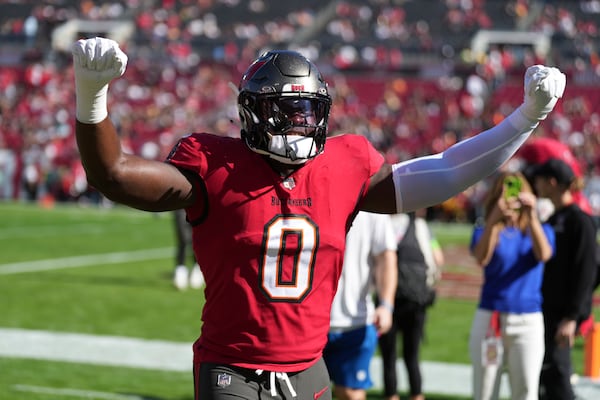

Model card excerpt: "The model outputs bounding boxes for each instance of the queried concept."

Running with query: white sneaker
[189,264,205,289]
[173,265,189,290]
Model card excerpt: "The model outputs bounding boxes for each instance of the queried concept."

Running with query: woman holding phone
[468,171,555,400]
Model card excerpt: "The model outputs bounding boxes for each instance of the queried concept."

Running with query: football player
[71,37,566,400]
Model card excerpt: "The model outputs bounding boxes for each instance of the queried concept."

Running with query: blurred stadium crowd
[1,0,600,220]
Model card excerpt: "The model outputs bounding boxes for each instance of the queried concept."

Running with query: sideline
[1,328,599,398]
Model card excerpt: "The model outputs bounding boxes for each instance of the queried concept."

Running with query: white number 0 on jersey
[259,215,318,302]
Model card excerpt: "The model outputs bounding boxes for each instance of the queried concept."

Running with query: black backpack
[395,213,436,307]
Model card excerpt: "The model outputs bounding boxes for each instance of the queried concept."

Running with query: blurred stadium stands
[1,0,599,220]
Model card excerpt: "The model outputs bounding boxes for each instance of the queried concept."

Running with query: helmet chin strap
[268,135,317,164]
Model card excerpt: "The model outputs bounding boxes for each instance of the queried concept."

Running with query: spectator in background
[517,137,597,337]
[0,143,17,200]
[378,209,444,400]
[468,171,554,400]
[172,208,204,291]
[531,158,598,400]
[517,137,593,215]
[324,211,397,400]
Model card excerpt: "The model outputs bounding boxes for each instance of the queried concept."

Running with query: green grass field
[0,202,595,399]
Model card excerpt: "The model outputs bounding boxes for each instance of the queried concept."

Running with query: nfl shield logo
[282,177,295,190]
[217,373,232,388]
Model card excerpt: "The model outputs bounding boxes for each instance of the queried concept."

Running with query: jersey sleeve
[165,134,208,222]
[166,134,206,173]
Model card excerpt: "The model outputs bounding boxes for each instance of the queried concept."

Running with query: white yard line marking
[0,248,173,275]
[0,328,192,372]
[0,329,489,395]
[13,384,146,400]
[4,328,600,397]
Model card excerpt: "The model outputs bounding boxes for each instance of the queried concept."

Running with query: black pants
[539,312,576,400]
[378,302,426,397]
[194,358,332,400]
[173,209,193,266]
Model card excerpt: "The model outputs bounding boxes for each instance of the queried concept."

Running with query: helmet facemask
[239,93,330,164]
[238,51,332,165]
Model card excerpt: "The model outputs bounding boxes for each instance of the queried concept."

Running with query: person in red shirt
[518,137,592,215]
[71,37,565,399]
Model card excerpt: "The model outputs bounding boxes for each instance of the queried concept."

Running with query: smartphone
[503,176,522,200]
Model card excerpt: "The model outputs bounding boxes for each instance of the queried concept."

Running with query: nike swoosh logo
[313,386,329,399]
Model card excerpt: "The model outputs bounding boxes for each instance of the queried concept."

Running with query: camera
[503,176,522,200]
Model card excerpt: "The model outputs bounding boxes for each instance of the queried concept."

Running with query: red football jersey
[167,133,384,372]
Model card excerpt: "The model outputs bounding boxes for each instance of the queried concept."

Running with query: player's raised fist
[520,65,566,121]
[72,37,127,83]
[71,37,128,124]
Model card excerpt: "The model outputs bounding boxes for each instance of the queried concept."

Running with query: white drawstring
[255,369,297,398]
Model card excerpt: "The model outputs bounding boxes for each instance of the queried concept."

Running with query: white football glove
[71,37,128,124]
[519,65,566,121]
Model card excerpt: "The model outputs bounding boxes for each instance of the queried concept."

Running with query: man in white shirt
[324,211,398,400]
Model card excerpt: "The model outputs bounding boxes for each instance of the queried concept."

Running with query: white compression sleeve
[392,107,537,213]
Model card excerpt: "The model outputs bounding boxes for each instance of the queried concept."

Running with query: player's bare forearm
[75,118,123,182]
[76,119,195,212]
[360,164,397,213]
